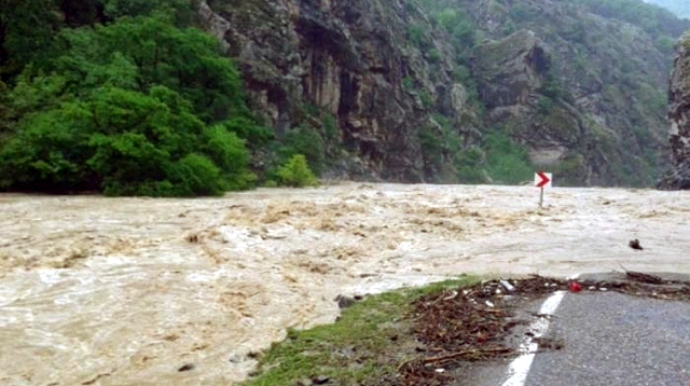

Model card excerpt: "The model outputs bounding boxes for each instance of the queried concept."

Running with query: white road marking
[500,289,568,386]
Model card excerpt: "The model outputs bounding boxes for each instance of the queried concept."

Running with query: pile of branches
[399,276,565,385]
[398,272,690,385]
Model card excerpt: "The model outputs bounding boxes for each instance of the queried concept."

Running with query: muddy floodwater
[1,183,689,385]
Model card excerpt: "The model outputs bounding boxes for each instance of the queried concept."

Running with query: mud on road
[399,272,690,386]
[1,183,689,385]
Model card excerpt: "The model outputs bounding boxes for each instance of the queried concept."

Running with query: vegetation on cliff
[405,0,688,186]
[0,0,315,195]
[1,0,688,195]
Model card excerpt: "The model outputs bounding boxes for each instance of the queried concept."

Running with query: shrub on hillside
[483,131,533,184]
[455,147,485,183]
[202,124,256,190]
[276,155,318,187]
[280,127,325,175]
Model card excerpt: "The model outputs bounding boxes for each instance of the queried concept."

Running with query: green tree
[455,147,485,183]
[433,7,475,48]
[655,35,675,53]
[60,0,99,27]
[0,0,62,80]
[280,127,325,175]
[276,155,319,187]
[407,24,427,48]
[0,83,253,195]
[165,153,225,197]
[0,81,13,135]
[483,131,533,184]
[202,124,255,190]
[418,124,444,174]
[0,101,94,192]
[0,15,260,196]
[450,12,476,48]
[53,16,247,124]
[435,9,459,33]
[428,48,442,63]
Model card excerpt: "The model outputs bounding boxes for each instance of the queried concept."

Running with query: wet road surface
[462,273,690,386]
[527,290,690,386]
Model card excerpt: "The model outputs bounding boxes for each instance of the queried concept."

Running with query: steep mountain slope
[199,0,471,182]
[200,0,689,187]
[449,0,688,186]
[659,32,690,189]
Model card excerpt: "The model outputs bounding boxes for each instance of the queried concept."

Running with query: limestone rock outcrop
[199,0,474,181]
[198,0,689,186]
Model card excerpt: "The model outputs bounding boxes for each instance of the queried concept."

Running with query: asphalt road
[454,274,690,386]
[527,291,690,386]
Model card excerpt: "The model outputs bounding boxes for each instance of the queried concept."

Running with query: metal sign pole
[539,187,544,208]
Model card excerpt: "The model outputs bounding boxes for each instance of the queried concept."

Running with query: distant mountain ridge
[643,0,690,20]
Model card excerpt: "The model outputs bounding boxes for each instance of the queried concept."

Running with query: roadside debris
[397,273,690,386]
[499,280,516,292]
[623,269,664,284]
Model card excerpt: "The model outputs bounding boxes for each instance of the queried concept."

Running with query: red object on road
[536,171,551,188]
[569,281,582,293]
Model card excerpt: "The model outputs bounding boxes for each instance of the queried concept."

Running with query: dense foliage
[0,0,316,196]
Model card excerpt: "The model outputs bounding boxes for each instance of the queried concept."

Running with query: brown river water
[1,183,689,385]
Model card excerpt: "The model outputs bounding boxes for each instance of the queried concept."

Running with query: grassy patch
[482,131,534,184]
[240,275,479,386]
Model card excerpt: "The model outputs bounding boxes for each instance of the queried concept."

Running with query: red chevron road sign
[535,171,552,188]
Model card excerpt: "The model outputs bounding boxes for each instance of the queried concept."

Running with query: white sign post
[535,171,552,208]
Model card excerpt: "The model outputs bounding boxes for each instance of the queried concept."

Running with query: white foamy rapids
[1,183,689,384]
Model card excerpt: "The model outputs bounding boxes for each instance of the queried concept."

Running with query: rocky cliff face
[463,0,683,186]
[198,0,688,186]
[199,0,473,182]
[659,33,690,189]
[473,30,550,108]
